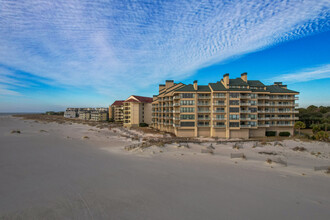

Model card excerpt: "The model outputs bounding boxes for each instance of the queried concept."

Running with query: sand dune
[0,115,329,219]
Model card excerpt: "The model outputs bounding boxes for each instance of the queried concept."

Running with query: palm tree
[294,121,306,136]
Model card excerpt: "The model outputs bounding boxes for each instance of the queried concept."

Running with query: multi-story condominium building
[123,95,153,127]
[90,111,108,122]
[64,108,78,118]
[78,111,91,120]
[151,73,299,139]
[109,100,125,123]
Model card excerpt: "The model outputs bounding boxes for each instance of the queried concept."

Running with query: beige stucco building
[123,95,153,127]
[151,73,299,139]
[109,100,124,123]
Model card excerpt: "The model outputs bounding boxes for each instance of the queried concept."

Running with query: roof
[247,80,265,87]
[229,78,248,86]
[111,100,125,106]
[125,95,153,103]
[266,85,299,94]
[209,82,227,91]
[174,84,211,92]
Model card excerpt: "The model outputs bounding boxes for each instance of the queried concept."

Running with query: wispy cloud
[270,64,330,84]
[0,0,329,95]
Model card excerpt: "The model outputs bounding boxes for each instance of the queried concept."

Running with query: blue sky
[0,0,329,112]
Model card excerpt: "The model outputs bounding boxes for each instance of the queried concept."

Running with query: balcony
[173,103,180,106]
[198,96,211,99]
[240,117,251,121]
[198,110,210,113]
[213,95,226,99]
[173,117,180,120]
[240,110,251,113]
[258,124,270,127]
[258,96,270,99]
[240,103,251,106]
[277,124,294,127]
[240,95,251,99]
[198,117,210,120]
[197,124,210,127]
[174,96,180,100]
[258,117,270,120]
[198,102,210,106]
[173,124,180,127]
[213,117,225,121]
[240,124,251,128]
[213,102,226,106]
[213,124,226,128]
[257,103,270,106]
[213,110,226,113]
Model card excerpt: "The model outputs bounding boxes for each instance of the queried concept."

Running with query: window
[181,93,195,98]
[180,121,195,127]
[230,107,239,112]
[229,100,239,105]
[180,107,195,112]
[180,114,195,120]
[180,100,195,105]
[229,114,239,120]
[249,108,257,113]
[230,122,239,127]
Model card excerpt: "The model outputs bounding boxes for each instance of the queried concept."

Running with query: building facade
[109,100,125,123]
[78,111,91,120]
[123,95,153,127]
[90,111,108,122]
[151,73,299,139]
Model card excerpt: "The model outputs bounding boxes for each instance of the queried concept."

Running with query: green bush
[279,132,290,137]
[314,131,329,141]
[266,131,276,136]
[139,123,149,127]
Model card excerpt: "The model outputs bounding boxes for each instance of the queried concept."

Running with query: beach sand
[0,115,329,219]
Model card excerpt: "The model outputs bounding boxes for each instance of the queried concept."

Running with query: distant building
[78,111,91,120]
[64,108,78,118]
[151,73,299,138]
[110,100,125,123]
[123,95,153,127]
[90,111,108,122]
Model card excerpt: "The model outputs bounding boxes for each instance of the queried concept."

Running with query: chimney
[222,73,229,88]
[241,72,247,82]
[165,80,174,88]
[193,80,198,90]
[159,84,165,92]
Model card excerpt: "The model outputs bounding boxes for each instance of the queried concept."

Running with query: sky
[0,0,329,112]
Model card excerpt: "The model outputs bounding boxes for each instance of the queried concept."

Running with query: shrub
[311,124,321,134]
[139,123,149,127]
[314,131,329,141]
[266,131,276,136]
[279,132,290,137]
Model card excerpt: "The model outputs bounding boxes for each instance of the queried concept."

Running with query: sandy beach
[0,115,329,219]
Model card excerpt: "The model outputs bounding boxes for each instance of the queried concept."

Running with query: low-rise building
[123,95,153,127]
[151,73,299,139]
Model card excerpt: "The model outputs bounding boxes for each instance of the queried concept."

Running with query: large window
[180,100,195,105]
[229,114,240,120]
[181,93,195,98]
[229,100,239,105]
[180,114,195,120]
[180,107,195,112]
[230,107,239,112]
[180,121,195,127]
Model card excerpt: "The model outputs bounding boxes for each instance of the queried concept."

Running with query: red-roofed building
[123,95,153,127]
[109,100,125,122]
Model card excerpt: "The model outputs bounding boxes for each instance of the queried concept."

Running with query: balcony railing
[258,124,270,127]
[213,102,226,106]
[198,110,210,113]
[213,95,226,98]
[240,117,251,120]
[197,124,210,127]
[258,117,270,120]
[198,117,210,120]
[197,103,210,106]
[240,124,251,128]
[174,96,180,99]
[240,95,251,99]
[213,110,226,113]
[213,124,226,128]
[240,103,251,106]
[240,110,251,113]
[198,96,211,99]
[258,96,270,99]
[213,117,225,120]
